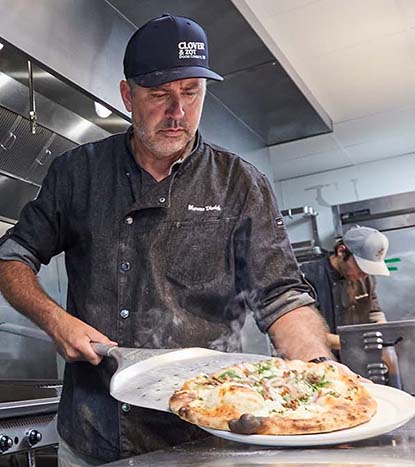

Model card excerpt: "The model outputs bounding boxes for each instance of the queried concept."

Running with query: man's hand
[327,332,341,350]
[51,311,118,366]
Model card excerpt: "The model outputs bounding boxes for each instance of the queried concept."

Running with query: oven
[0,380,61,466]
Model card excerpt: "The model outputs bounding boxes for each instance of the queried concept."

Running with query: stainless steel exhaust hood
[0,41,130,221]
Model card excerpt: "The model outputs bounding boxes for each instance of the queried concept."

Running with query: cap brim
[354,255,390,276]
[131,66,223,88]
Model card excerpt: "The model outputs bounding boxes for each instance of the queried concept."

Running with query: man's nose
[166,96,185,119]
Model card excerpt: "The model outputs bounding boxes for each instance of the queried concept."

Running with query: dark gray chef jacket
[300,256,385,334]
[0,128,314,462]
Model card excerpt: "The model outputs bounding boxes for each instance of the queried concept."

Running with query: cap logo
[375,247,385,260]
[178,41,206,60]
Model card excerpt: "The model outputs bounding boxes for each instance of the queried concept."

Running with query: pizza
[169,357,377,435]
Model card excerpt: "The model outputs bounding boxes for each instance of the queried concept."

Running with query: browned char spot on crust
[228,413,263,434]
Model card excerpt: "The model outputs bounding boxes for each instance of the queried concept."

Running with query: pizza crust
[169,358,377,435]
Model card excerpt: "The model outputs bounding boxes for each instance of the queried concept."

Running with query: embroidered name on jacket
[188,204,221,212]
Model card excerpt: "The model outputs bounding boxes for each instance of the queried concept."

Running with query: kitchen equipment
[282,206,326,262]
[0,324,61,463]
[92,344,268,412]
[0,379,61,463]
[338,320,415,394]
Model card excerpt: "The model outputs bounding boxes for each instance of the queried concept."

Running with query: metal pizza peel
[92,344,269,412]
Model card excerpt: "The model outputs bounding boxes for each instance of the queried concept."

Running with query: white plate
[201,384,415,446]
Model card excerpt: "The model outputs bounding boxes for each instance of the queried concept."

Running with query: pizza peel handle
[91,342,120,359]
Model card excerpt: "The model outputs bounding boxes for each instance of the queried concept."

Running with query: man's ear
[120,80,133,113]
[337,245,346,257]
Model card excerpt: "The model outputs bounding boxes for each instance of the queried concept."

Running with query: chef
[301,226,389,351]
[0,14,340,465]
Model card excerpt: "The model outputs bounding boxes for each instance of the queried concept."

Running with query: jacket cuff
[255,290,315,333]
[0,238,41,273]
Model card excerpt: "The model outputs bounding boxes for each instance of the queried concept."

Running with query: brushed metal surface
[0,413,58,454]
[105,415,415,466]
[334,191,415,234]
[0,0,133,116]
[0,69,120,146]
[208,60,331,146]
[339,320,415,394]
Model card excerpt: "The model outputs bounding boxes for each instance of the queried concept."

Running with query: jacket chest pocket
[166,218,232,286]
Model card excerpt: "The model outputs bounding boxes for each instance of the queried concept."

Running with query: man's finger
[87,328,118,346]
[82,342,105,365]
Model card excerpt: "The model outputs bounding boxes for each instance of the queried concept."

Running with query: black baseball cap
[123,14,223,87]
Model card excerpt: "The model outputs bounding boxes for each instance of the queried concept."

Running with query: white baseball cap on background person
[343,226,390,276]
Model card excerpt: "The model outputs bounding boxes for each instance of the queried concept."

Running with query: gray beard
[132,122,193,158]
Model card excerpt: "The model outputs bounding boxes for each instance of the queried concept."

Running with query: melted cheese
[188,358,353,421]
[204,382,264,412]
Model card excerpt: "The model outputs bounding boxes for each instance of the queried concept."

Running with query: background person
[301,226,389,351]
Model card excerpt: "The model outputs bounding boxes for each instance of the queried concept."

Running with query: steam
[209,290,262,353]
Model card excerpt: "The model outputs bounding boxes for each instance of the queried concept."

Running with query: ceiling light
[94,102,112,119]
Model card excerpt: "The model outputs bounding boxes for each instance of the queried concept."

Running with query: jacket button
[121,403,130,413]
[120,261,130,272]
[120,309,129,319]
[124,216,134,225]
[159,196,166,203]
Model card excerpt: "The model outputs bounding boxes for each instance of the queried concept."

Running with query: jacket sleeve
[234,172,315,332]
[0,156,70,269]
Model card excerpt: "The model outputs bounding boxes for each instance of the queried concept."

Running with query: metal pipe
[27,60,37,134]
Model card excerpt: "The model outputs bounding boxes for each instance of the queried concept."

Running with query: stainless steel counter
[104,416,415,466]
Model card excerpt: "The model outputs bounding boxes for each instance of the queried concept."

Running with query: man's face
[337,248,368,282]
[120,78,206,158]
